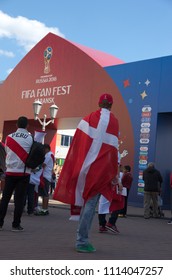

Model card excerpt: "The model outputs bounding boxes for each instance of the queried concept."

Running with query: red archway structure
[0,33,134,167]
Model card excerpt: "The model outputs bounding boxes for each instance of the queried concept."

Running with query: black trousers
[24,183,35,214]
[0,175,30,227]
[98,210,119,227]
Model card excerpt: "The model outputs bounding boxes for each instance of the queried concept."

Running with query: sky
[0,0,172,81]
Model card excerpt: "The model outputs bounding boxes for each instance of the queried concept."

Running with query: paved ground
[0,198,172,260]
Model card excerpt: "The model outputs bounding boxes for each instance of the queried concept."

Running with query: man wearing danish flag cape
[53,93,119,252]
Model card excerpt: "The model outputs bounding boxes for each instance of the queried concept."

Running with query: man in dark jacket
[143,162,163,219]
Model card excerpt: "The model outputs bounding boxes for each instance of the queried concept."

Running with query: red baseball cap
[98,93,113,105]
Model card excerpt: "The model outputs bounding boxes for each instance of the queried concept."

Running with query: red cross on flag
[53,108,119,206]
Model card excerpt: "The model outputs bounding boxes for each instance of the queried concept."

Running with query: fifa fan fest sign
[21,83,72,104]
[21,46,72,104]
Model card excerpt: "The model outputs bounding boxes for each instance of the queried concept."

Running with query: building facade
[0,33,171,208]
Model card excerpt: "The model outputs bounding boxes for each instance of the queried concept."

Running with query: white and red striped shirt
[5,128,33,176]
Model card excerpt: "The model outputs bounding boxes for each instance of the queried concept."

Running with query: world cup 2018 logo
[44,46,53,74]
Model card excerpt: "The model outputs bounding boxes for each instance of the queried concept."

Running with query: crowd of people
[0,116,57,231]
[0,93,171,253]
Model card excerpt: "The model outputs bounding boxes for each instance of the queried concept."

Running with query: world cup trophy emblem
[44,46,53,74]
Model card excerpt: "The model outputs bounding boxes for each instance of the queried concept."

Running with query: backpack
[25,141,45,169]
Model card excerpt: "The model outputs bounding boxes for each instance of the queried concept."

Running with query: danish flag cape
[53,108,119,206]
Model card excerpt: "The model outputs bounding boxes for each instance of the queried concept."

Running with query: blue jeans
[76,193,100,247]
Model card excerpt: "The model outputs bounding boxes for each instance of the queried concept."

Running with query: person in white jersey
[0,116,33,232]
[36,144,55,215]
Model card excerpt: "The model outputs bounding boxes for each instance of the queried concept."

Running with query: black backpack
[25,141,45,169]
